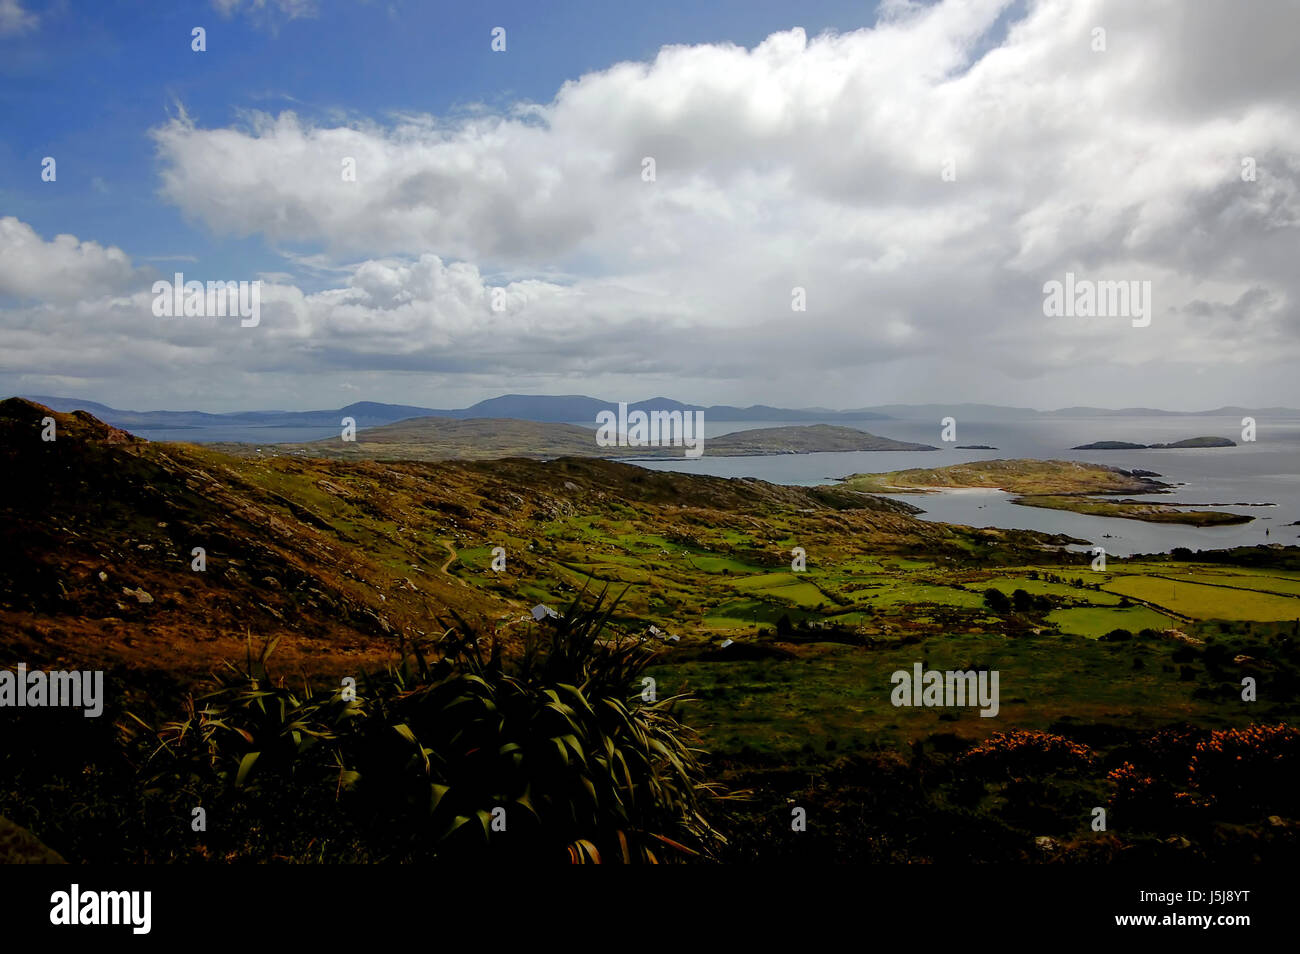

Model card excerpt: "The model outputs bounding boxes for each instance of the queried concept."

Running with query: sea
[627,414,1300,557]
[133,413,1300,558]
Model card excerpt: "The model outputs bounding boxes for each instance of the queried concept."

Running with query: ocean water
[134,412,1299,557]
[627,414,1300,557]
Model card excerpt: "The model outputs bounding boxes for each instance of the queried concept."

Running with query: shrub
[983,588,1011,614]
[127,590,723,862]
[956,729,1094,779]
[1187,724,1300,817]
[1107,761,1162,817]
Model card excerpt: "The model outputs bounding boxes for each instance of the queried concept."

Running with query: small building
[531,603,560,622]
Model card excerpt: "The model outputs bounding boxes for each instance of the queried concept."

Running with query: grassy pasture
[1045,605,1173,637]
[1103,574,1300,621]
[652,630,1290,761]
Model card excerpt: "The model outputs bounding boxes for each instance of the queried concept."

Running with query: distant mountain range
[20,394,891,430]
[19,394,1300,433]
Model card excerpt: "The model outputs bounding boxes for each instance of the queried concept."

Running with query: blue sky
[1,0,1296,412]
[3,0,898,284]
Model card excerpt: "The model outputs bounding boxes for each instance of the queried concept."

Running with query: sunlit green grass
[1046,605,1174,637]
[1103,575,1300,621]
[972,575,1123,605]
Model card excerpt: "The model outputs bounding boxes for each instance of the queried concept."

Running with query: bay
[628,414,1300,557]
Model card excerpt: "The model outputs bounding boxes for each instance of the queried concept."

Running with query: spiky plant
[126,590,724,862]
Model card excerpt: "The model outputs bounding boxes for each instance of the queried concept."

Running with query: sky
[0,0,1297,413]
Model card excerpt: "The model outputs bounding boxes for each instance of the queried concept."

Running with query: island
[834,459,1252,526]
[836,459,1169,495]
[631,424,938,458]
[1072,436,1236,450]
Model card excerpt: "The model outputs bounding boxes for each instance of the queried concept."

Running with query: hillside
[231,416,603,461]
[210,420,936,461]
[0,400,1011,678]
[6,400,1300,865]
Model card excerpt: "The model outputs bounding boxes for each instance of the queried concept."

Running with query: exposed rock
[122,586,154,604]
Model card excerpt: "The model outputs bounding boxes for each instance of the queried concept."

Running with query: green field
[1045,605,1173,637]
[1103,574,1300,621]
[651,629,1288,760]
[971,575,1123,605]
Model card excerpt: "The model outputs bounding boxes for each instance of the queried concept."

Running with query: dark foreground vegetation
[2,595,725,863]
[3,600,1299,863]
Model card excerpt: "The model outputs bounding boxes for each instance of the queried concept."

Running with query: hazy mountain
[19,394,1299,436]
[23,395,441,429]
[20,393,893,430]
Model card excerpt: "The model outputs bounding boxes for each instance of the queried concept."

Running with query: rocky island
[1072,436,1236,450]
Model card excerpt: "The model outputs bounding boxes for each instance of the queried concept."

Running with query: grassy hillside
[211,416,600,461]
[209,420,938,462]
[3,399,1298,863]
[0,399,965,678]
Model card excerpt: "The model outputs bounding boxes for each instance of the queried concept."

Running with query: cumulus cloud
[5,0,1300,409]
[0,218,144,304]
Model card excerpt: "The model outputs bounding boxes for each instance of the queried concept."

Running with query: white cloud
[5,0,1300,409]
[0,218,143,303]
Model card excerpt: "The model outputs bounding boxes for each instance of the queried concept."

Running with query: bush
[1008,589,1051,614]
[1187,724,1300,817]
[1108,724,1300,827]
[983,588,1011,614]
[956,729,1094,780]
[127,591,724,862]
[1107,761,1164,820]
